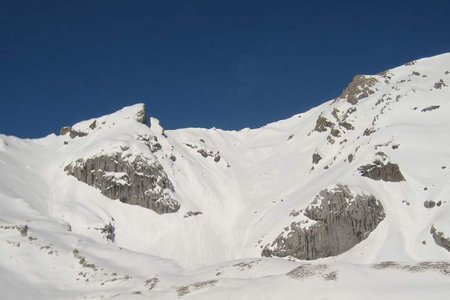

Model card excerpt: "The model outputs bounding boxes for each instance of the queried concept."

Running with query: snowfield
[1,53,450,299]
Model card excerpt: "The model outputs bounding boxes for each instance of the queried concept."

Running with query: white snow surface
[1,53,450,299]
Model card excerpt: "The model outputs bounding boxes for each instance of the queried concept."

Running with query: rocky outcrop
[313,116,334,132]
[430,226,450,253]
[434,79,447,89]
[312,153,322,164]
[339,75,378,105]
[422,105,440,112]
[64,153,179,214]
[262,185,385,260]
[185,143,221,162]
[60,126,88,139]
[358,161,405,182]
[424,200,436,208]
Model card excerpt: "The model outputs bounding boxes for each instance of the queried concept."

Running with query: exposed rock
[312,153,322,165]
[424,201,436,208]
[183,211,203,218]
[136,134,162,153]
[176,280,218,297]
[197,148,221,162]
[422,105,440,112]
[434,79,447,89]
[69,130,87,139]
[363,127,376,136]
[0,224,28,237]
[135,105,147,124]
[313,116,334,132]
[197,149,209,158]
[430,226,450,253]
[89,120,97,129]
[233,259,261,271]
[145,277,159,290]
[96,223,115,242]
[60,127,71,136]
[289,210,301,217]
[64,153,179,214]
[339,75,378,105]
[60,126,88,139]
[326,136,335,144]
[348,154,354,163]
[286,264,337,281]
[358,161,405,182]
[262,185,385,260]
[374,261,450,275]
[330,128,341,137]
[18,225,28,237]
[339,121,354,130]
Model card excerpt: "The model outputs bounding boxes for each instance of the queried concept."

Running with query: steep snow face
[1,53,450,299]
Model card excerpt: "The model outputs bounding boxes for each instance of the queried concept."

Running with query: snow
[1,53,450,299]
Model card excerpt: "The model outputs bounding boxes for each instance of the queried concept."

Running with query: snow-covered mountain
[1,53,450,299]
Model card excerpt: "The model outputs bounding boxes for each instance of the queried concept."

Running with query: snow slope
[1,53,450,299]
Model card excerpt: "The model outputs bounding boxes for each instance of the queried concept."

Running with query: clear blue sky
[1,0,449,137]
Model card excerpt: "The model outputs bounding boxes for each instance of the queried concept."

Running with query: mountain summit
[1,53,450,299]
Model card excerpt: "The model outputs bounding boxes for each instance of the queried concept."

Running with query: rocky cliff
[262,185,385,259]
[65,153,179,214]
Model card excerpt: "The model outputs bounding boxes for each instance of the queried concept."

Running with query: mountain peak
[60,103,147,138]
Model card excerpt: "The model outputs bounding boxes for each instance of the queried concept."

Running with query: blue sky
[1,0,449,137]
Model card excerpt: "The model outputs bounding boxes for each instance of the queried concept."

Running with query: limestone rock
[424,200,436,208]
[339,75,378,105]
[262,185,385,260]
[313,116,334,132]
[434,79,447,89]
[358,161,405,182]
[64,153,179,214]
[312,153,322,164]
[59,126,88,139]
[135,105,147,124]
[430,226,450,252]
[422,105,440,112]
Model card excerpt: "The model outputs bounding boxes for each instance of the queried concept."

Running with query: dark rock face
[422,105,440,112]
[339,75,378,105]
[95,223,115,242]
[434,79,447,89]
[135,106,147,124]
[363,127,376,136]
[348,154,354,163]
[424,200,436,208]
[136,134,163,153]
[313,116,334,132]
[430,226,450,252]
[64,153,180,214]
[60,126,88,139]
[358,161,405,182]
[312,153,322,164]
[330,128,341,137]
[262,185,385,260]
[183,211,203,218]
[339,121,354,130]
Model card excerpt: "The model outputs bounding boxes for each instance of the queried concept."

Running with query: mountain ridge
[1,52,450,299]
